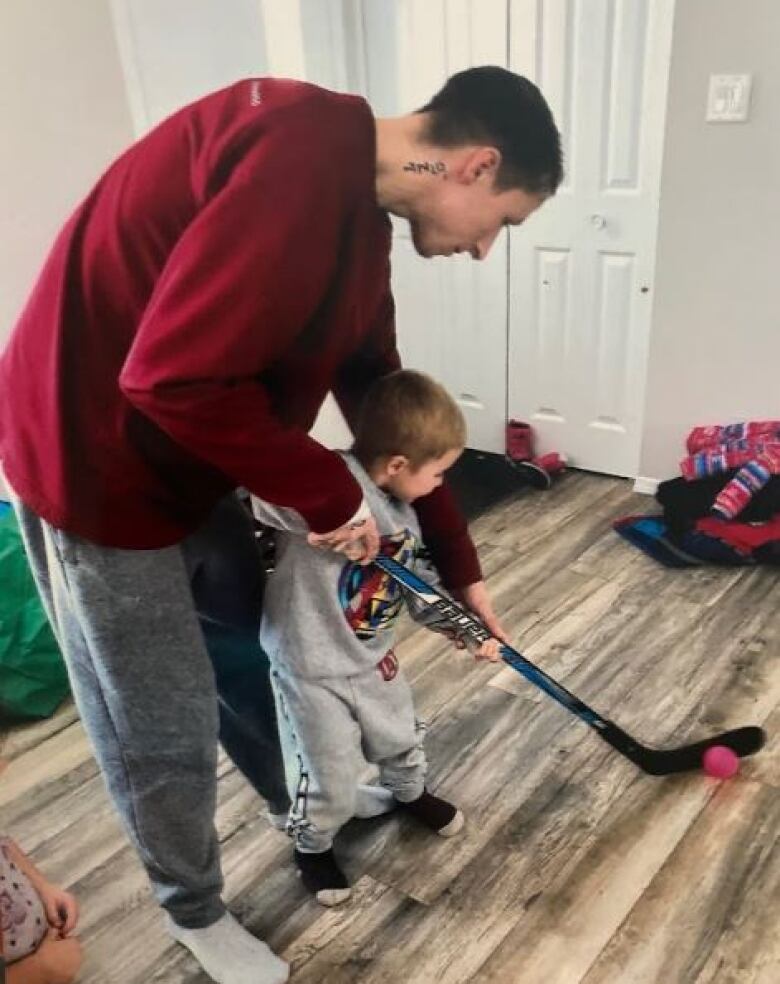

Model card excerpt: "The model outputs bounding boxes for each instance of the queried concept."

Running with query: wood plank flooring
[1,472,778,983]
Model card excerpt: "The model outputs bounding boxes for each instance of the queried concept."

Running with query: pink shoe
[512,452,568,489]
[506,420,534,461]
[534,452,567,476]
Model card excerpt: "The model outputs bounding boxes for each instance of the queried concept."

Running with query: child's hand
[39,881,80,936]
[474,637,502,663]
[35,929,83,984]
[441,629,501,662]
[453,581,511,646]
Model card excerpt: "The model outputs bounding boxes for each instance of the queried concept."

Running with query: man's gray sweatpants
[271,663,427,853]
[10,493,288,928]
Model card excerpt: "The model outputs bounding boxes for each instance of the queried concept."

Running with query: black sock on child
[397,790,464,837]
[294,848,351,906]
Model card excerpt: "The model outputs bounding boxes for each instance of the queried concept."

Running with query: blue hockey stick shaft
[372,554,765,774]
[374,553,604,730]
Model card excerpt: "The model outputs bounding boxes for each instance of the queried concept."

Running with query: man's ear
[386,454,410,477]
[462,147,501,184]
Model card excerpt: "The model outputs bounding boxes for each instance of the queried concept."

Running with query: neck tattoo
[403,160,446,175]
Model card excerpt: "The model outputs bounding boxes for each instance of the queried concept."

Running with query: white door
[508,0,675,475]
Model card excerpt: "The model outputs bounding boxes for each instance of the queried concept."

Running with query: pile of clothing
[614,420,780,567]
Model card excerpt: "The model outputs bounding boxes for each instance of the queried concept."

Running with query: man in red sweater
[0,68,560,983]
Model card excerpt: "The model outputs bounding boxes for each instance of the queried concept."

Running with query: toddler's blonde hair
[352,369,466,469]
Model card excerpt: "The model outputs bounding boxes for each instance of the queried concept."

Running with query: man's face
[408,151,547,260]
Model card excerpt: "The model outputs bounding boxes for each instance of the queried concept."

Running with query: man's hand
[307,515,380,564]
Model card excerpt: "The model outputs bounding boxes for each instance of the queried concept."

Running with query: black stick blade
[598,723,766,776]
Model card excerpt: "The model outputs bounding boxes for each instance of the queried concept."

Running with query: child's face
[386,447,463,503]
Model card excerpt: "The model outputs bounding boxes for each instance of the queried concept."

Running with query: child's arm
[407,551,500,663]
[2,840,79,935]
[4,931,83,984]
[6,949,49,984]
[3,837,48,892]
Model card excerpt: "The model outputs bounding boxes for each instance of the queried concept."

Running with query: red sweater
[0,79,480,588]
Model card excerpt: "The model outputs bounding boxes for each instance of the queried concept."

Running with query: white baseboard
[633,476,660,495]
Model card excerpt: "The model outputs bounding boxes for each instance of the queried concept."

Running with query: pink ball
[702,745,740,779]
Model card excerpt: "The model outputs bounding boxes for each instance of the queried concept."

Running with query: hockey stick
[374,554,765,776]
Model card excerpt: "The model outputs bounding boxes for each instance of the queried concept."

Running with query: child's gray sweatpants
[271,660,427,853]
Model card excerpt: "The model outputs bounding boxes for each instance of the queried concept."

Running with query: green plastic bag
[0,501,69,719]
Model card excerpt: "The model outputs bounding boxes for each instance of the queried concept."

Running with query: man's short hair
[418,65,563,195]
[352,370,466,469]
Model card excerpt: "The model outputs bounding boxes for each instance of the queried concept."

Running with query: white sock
[167,912,289,984]
[267,809,289,831]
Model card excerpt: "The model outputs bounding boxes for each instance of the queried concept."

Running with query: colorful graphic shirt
[254,453,444,678]
[339,531,416,640]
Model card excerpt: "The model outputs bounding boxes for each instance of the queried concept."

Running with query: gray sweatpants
[10,493,288,928]
[271,662,427,853]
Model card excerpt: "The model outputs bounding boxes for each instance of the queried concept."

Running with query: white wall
[638,0,780,483]
[112,0,269,134]
[0,0,134,346]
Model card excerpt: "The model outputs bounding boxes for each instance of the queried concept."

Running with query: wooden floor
[1,472,778,984]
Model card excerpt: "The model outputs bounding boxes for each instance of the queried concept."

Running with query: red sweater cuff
[294,472,364,535]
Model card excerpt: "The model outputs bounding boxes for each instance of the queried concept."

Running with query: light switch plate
[706,73,752,122]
